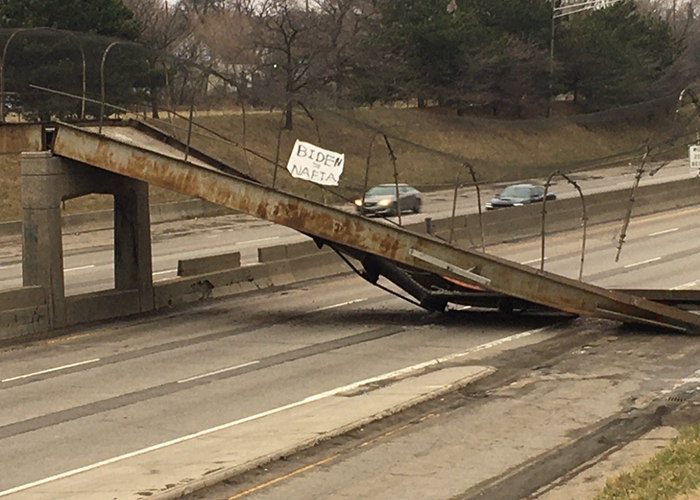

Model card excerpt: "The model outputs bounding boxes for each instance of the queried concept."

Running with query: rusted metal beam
[126,119,257,182]
[51,123,700,333]
[620,289,700,308]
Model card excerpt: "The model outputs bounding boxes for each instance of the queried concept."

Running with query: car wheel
[413,199,421,213]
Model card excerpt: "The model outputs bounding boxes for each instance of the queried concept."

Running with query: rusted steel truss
[50,123,700,333]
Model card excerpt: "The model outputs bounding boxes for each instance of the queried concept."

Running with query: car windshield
[499,186,531,198]
[366,186,396,196]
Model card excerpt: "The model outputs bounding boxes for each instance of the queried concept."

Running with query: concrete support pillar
[21,151,154,329]
[21,152,67,328]
[114,183,154,312]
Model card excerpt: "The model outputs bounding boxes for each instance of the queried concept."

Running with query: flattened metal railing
[50,122,700,333]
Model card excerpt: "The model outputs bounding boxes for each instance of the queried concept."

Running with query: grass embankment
[595,423,700,500]
[0,103,682,222]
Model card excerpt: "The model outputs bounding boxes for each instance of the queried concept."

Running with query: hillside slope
[0,100,685,222]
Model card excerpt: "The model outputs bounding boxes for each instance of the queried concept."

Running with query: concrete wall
[0,286,48,341]
[157,250,345,308]
[177,251,241,277]
[0,124,43,153]
[420,177,700,247]
[0,198,235,237]
[258,240,331,263]
[1,176,698,343]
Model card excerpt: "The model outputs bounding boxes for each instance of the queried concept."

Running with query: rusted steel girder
[51,123,700,333]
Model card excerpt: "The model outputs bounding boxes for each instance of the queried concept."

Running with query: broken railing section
[360,132,404,226]
[612,86,700,263]
[51,122,700,333]
[541,170,588,280]
[272,99,323,189]
[615,145,652,262]
[449,162,485,252]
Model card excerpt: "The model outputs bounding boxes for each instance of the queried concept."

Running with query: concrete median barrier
[289,251,346,282]
[258,239,332,263]
[177,251,241,277]
[0,123,43,153]
[154,249,348,310]
[433,177,700,248]
[1,198,236,237]
[0,220,21,237]
[0,285,45,311]
[65,290,142,325]
[257,245,288,263]
[0,286,48,340]
[155,266,268,309]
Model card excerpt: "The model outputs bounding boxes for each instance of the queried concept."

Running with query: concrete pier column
[21,152,67,328]
[114,182,154,312]
[21,151,155,330]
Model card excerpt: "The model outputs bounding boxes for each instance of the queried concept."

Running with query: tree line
[0,0,696,122]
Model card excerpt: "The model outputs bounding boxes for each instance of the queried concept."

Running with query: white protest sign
[690,145,700,169]
[286,140,344,186]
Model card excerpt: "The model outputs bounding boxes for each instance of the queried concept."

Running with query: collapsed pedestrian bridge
[3,120,700,334]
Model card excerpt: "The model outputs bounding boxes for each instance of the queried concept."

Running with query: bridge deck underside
[48,122,700,333]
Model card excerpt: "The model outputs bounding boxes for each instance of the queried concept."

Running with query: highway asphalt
[0,198,699,499]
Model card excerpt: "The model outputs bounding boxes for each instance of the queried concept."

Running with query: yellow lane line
[227,414,439,499]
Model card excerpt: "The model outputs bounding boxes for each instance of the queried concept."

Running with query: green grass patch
[595,423,700,500]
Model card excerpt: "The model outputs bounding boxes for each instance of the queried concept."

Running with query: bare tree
[312,0,375,106]
[179,0,226,18]
[250,0,329,128]
[123,0,191,116]
[191,7,257,102]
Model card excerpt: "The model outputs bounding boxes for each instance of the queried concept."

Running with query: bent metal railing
[47,121,700,333]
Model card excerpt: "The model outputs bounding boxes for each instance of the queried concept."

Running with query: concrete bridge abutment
[20,151,154,329]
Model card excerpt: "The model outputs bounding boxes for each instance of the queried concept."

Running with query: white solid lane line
[0,326,549,498]
[177,361,261,384]
[623,257,661,269]
[240,236,281,245]
[673,280,700,290]
[521,257,547,265]
[2,358,101,383]
[64,265,95,272]
[649,228,679,237]
[313,298,367,312]
[152,269,177,276]
[681,368,700,384]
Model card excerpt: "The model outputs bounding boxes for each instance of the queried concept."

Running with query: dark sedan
[485,184,555,210]
[354,184,422,216]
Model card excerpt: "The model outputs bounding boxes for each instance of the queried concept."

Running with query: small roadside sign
[286,140,345,186]
[689,145,700,169]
